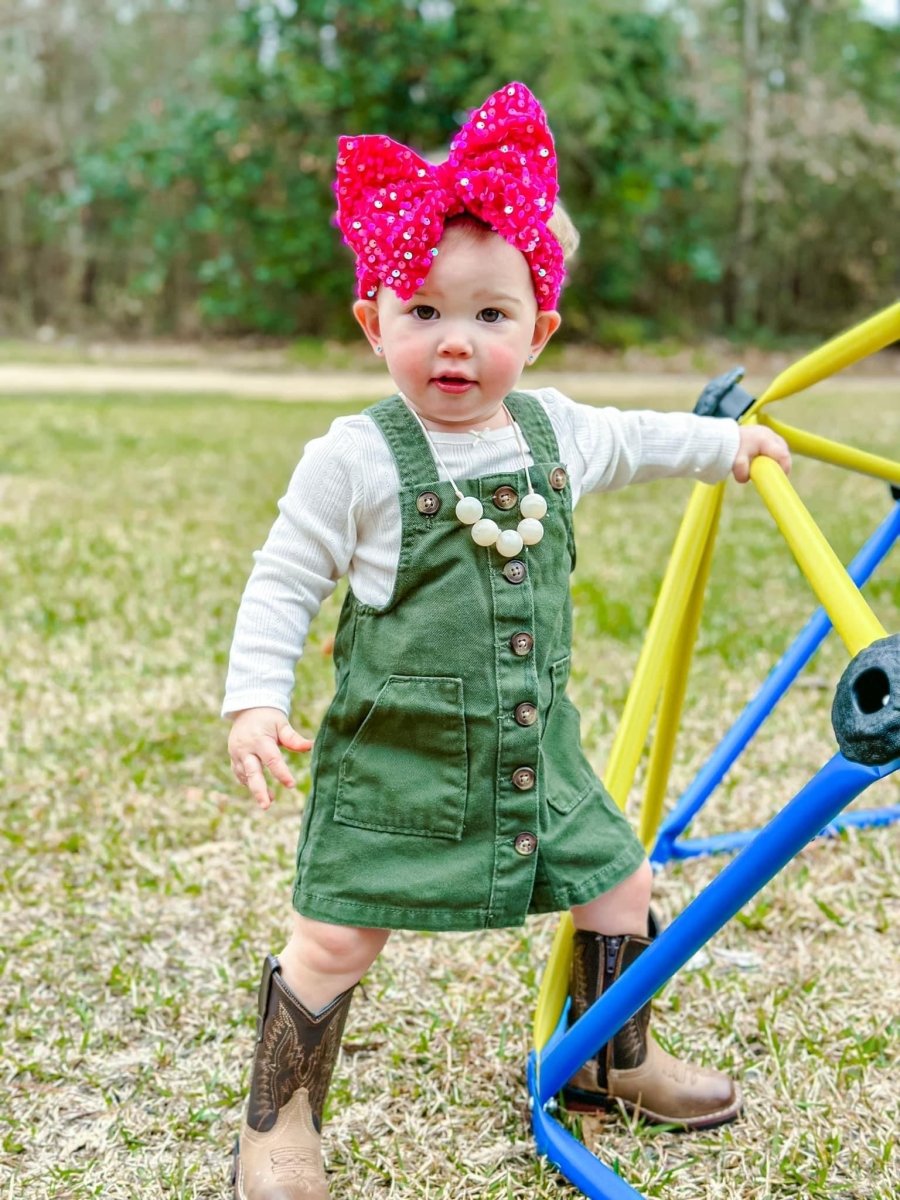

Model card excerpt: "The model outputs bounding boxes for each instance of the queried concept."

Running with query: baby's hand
[228,707,313,810]
[731,425,792,483]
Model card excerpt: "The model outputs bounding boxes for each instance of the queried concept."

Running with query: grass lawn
[1,384,898,1199]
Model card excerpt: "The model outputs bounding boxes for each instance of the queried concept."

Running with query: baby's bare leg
[279,912,390,1010]
[564,858,740,1128]
[233,916,389,1199]
[570,858,652,936]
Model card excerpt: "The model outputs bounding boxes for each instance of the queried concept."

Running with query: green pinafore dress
[292,392,645,931]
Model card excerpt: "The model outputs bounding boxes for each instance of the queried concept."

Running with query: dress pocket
[542,656,597,815]
[334,675,468,840]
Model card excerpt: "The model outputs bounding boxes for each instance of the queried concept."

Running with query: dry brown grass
[1,381,898,1198]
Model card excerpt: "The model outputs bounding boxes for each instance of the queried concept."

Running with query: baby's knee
[628,864,657,902]
[618,858,653,907]
[287,913,386,975]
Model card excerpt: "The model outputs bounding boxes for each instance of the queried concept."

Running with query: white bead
[455,495,483,525]
[518,518,545,545]
[496,529,525,557]
[520,492,547,519]
[471,518,500,547]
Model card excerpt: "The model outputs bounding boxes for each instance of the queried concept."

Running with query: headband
[334,82,565,311]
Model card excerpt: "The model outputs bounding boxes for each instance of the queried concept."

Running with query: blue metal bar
[537,754,898,1103]
[651,502,900,867]
[529,1053,645,1200]
[669,804,900,859]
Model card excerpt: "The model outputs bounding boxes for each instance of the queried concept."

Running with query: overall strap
[366,390,562,483]
[365,394,438,485]
[504,391,562,463]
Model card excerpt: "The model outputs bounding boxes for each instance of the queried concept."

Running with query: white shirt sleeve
[221,422,362,718]
[221,390,742,717]
[536,387,740,504]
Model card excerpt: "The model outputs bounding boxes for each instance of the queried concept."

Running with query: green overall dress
[292,392,645,931]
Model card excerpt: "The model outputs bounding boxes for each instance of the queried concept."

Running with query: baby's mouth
[433,375,476,393]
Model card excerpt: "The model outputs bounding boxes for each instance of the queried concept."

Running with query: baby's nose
[438,325,474,356]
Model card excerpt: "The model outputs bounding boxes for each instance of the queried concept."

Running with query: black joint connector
[693,367,755,420]
[831,634,900,765]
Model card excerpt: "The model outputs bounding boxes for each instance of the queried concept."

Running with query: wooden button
[502,560,527,584]
[514,832,538,856]
[510,632,534,657]
[492,485,519,511]
[416,491,441,515]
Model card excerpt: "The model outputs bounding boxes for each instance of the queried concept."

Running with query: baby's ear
[531,309,561,358]
[353,299,381,349]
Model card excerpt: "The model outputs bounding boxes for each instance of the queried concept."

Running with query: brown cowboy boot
[232,955,354,1200]
[563,930,742,1129]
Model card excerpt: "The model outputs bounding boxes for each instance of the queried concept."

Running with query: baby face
[354,225,560,431]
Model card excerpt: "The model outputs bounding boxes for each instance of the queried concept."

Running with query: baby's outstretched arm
[731,424,792,483]
[228,706,313,810]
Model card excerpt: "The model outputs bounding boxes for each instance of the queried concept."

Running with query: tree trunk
[727,0,765,332]
[1,189,33,332]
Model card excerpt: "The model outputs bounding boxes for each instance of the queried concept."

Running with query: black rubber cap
[831,635,900,765]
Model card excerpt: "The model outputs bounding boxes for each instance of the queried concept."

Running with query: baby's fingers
[276,720,314,754]
[260,744,297,791]
[241,754,275,810]
[732,451,751,483]
[771,441,792,474]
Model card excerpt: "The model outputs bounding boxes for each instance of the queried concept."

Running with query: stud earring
[375,345,383,355]
[528,353,535,363]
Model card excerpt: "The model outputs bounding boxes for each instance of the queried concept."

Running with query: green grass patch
[1,386,898,1198]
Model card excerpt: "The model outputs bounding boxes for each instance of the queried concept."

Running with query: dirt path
[0,363,718,402]
[1,362,897,404]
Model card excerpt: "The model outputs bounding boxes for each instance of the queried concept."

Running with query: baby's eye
[479,308,505,324]
[412,305,438,321]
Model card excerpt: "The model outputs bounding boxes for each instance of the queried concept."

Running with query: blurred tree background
[0,0,896,345]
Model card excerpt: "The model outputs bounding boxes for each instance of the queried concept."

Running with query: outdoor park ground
[1,354,898,1198]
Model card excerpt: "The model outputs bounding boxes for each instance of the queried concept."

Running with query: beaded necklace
[406,400,547,557]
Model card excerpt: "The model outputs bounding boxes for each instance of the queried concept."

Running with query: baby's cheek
[388,342,421,373]
[492,344,528,375]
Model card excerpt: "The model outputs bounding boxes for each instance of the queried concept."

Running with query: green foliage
[456,4,721,337]
[72,0,489,334]
[1,0,896,339]
[61,0,717,336]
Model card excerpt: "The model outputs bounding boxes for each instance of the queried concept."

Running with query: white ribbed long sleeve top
[222,387,740,717]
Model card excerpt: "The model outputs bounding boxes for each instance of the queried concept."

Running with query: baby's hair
[547,201,580,262]
[444,202,579,264]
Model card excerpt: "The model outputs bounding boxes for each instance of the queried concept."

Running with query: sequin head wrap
[334,82,565,311]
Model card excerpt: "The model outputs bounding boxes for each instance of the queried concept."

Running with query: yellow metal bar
[745,301,900,414]
[535,489,725,1052]
[751,457,887,655]
[604,482,726,810]
[760,415,900,485]
[534,304,900,1058]
[533,913,574,1051]
[638,488,724,850]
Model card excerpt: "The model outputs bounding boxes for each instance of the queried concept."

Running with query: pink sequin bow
[334,82,565,311]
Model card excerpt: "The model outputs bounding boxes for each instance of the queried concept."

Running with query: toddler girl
[224,82,790,1200]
